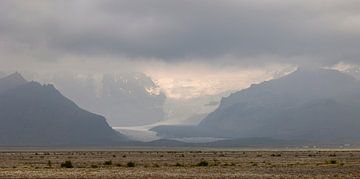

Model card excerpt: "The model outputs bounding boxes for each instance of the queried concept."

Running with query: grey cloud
[0,0,359,66]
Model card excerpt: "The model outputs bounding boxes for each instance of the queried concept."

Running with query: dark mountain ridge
[0,73,127,146]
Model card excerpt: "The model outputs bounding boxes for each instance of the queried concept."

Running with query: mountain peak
[0,75,127,146]
[0,72,28,93]
[285,67,356,82]
[0,72,28,83]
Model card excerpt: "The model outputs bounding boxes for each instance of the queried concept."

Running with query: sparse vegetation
[0,151,359,178]
[60,161,73,168]
[127,161,136,167]
[175,162,183,167]
[91,165,98,168]
[104,160,112,165]
[325,160,337,164]
[196,160,209,167]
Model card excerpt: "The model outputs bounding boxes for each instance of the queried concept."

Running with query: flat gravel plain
[0,149,360,178]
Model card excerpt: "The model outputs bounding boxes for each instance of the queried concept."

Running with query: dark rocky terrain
[0,73,127,146]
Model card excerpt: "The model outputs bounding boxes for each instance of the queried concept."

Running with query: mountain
[153,68,360,144]
[162,91,228,125]
[339,65,360,80]
[0,73,127,146]
[0,72,28,93]
[35,72,166,126]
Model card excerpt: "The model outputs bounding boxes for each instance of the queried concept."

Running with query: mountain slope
[0,73,127,146]
[154,68,360,143]
[199,68,360,140]
[42,72,166,126]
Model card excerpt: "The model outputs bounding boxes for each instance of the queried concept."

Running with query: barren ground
[0,149,359,178]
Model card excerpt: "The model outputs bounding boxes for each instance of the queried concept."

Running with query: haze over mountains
[29,72,224,127]
[153,68,360,144]
[31,72,166,127]
[1,68,360,147]
[0,73,127,146]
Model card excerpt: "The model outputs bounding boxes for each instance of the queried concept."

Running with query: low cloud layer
[0,0,359,68]
[1,0,360,101]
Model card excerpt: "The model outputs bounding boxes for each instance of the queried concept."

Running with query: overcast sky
[0,0,359,98]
